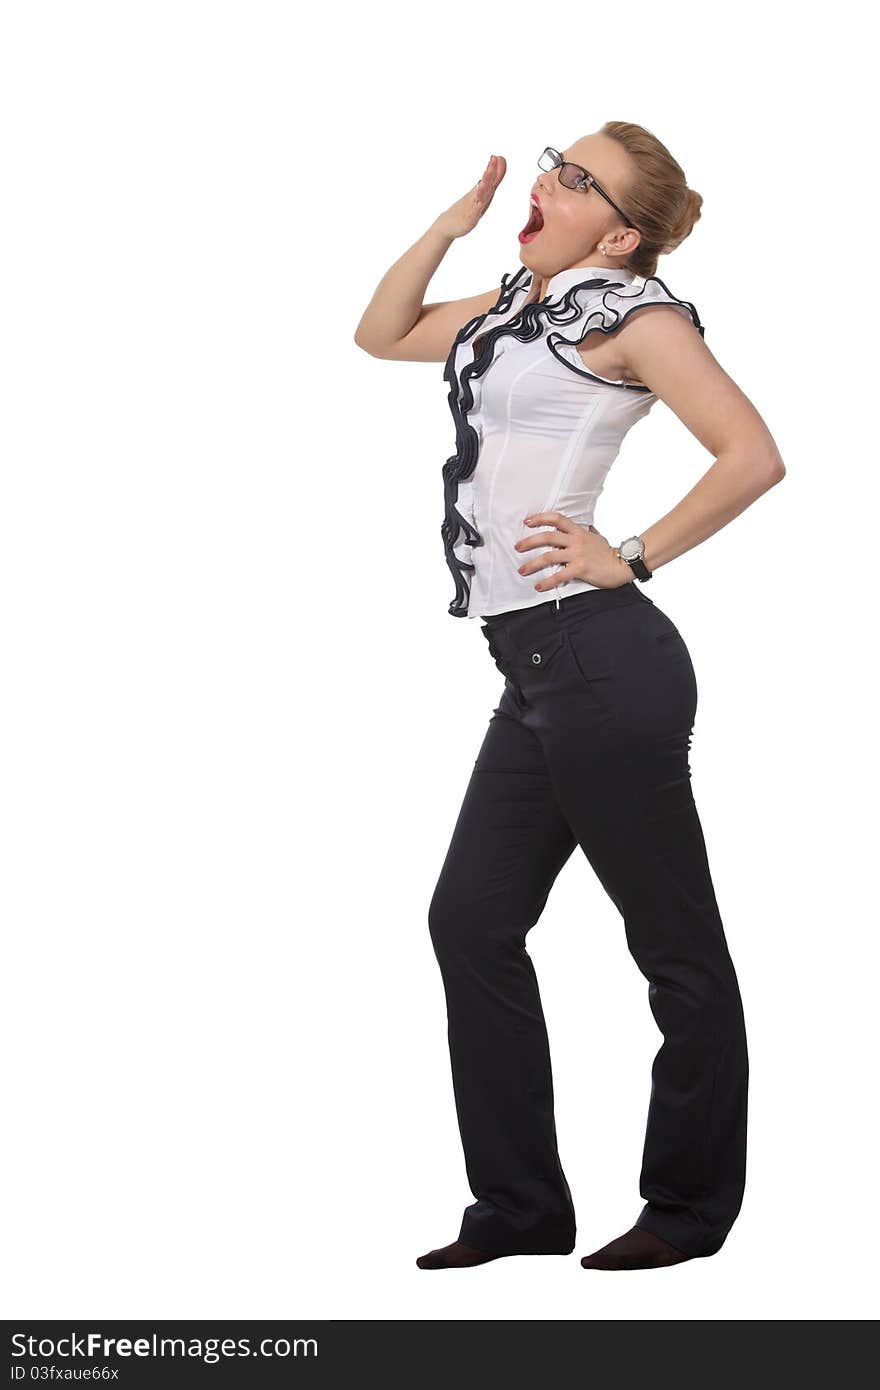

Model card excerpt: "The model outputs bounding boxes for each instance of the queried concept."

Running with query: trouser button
[531,652,542,664]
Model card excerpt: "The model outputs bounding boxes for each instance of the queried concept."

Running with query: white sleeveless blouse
[439,263,704,619]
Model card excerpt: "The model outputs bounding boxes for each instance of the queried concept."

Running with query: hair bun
[600,121,703,277]
[665,188,703,253]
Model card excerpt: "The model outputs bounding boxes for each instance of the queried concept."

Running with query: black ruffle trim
[440,269,621,617]
[439,269,704,617]
[545,274,705,390]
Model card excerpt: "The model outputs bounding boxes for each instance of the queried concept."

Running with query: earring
[599,243,606,254]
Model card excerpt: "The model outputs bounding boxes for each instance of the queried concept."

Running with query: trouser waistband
[481,583,653,652]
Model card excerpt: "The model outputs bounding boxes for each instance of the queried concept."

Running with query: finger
[517,542,571,576]
[474,172,499,211]
[519,557,566,578]
[530,558,570,591]
[471,158,494,205]
[523,510,576,531]
[514,528,564,553]
[533,573,569,592]
[487,159,505,193]
[477,172,502,207]
[519,553,566,578]
[477,155,499,190]
[475,160,493,192]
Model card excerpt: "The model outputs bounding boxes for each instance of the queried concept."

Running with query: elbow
[353,318,375,353]
[353,331,389,359]
[754,450,786,499]
[737,440,786,490]
[718,442,786,504]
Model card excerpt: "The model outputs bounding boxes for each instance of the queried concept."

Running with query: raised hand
[433,154,507,240]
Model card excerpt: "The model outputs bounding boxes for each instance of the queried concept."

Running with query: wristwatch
[618,534,652,582]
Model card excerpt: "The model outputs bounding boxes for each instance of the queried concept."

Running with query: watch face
[620,537,643,561]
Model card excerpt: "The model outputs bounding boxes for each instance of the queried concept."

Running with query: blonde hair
[599,121,703,279]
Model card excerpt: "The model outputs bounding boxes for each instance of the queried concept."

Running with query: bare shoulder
[574,302,696,386]
[602,302,706,385]
[610,308,783,464]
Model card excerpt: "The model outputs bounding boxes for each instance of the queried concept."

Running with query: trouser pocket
[561,627,617,717]
[481,625,528,710]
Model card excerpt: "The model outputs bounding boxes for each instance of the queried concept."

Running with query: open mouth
[519,197,544,244]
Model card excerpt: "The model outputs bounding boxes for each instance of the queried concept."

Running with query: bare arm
[517,307,787,592]
[353,155,507,363]
[353,223,502,362]
[615,307,786,575]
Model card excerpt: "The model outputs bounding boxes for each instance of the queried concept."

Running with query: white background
[2,0,876,1322]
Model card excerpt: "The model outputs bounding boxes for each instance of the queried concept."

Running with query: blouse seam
[483,355,547,612]
[439,267,702,617]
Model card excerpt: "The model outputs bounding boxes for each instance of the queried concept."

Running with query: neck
[536,260,635,301]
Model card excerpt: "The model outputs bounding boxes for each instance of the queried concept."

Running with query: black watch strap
[628,555,652,581]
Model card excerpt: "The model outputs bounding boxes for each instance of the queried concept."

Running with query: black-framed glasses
[538,147,639,231]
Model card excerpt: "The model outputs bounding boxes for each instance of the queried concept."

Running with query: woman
[355,123,784,1271]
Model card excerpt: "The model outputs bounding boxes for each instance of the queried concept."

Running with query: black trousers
[428,581,749,1259]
